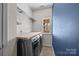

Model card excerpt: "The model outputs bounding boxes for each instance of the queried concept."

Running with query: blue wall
[53,3,79,56]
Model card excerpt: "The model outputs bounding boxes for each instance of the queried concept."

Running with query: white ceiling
[27,3,53,11]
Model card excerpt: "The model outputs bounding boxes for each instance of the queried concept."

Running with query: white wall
[32,8,52,47]
[17,4,32,34]
[32,8,52,33]
[17,12,32,34]
[7,4,16,42]
[43,34,52,47]
[17,3,32,17]
[3,3,17,56]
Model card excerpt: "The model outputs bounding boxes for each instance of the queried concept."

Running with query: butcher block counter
[16,32,42,40]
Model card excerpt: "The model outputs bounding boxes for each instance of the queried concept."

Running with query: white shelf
[17,7,35,21]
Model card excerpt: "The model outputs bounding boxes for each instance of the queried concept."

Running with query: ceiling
[27,3,53,11]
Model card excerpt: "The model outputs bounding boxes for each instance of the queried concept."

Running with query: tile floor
[40,46,55,56]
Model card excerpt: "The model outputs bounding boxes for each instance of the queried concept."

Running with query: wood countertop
[16,32,42,40]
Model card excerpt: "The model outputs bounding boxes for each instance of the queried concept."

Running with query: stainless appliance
[17,39,27,56]
[32,35,40,56]
[39,34,42,52]
[17,34,42,56]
